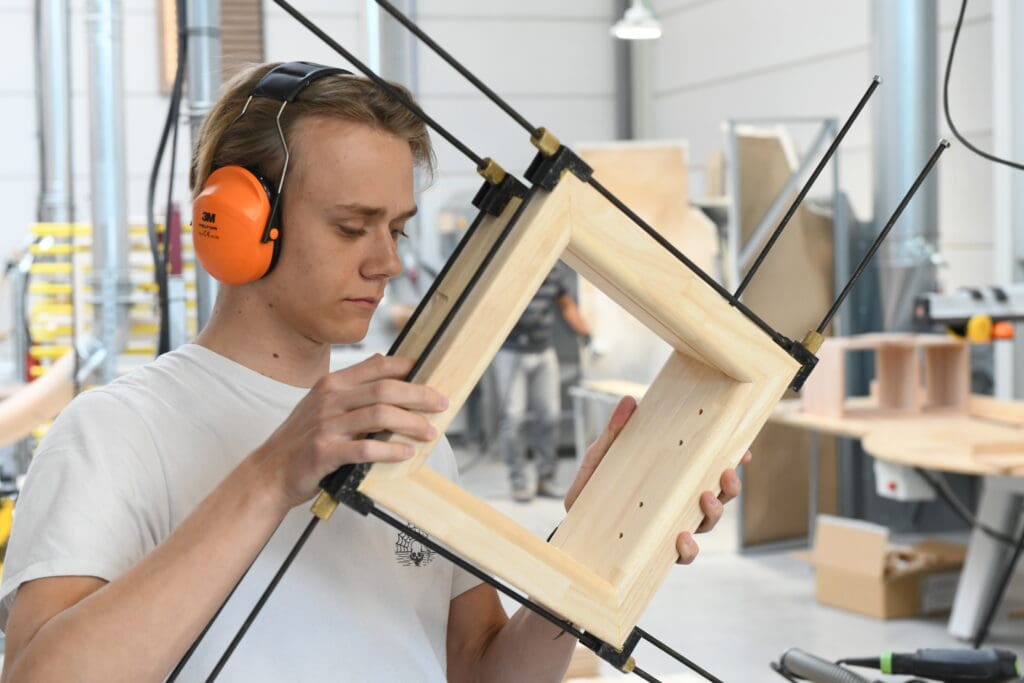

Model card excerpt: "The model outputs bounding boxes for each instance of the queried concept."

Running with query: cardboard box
[812,515,966,619]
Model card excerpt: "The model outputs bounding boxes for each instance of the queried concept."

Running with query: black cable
[944,0,1024,172]
[373,0,541,138]
[146,0,187,357]
[205,516,321,681]
[913,467,1018,546]
[271,0,485,168]
[734,76,881,300]
[817,140,949,334]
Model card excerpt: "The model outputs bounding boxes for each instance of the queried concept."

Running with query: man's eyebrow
[330,203,418,221]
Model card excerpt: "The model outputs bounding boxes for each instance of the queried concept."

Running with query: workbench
[771,395,1024,642]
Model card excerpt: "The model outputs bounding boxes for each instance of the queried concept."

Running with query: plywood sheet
[734,128,838,545]
[576,142,719,384]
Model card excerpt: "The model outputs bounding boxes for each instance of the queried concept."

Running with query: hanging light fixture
[611,0,662,40]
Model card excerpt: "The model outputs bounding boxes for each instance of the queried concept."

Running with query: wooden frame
[351,172,799,648]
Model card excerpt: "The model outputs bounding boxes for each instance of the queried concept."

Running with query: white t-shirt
[0,344,480,681]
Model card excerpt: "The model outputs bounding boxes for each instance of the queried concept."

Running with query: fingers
[675,532,699,565]
[695,490,724,533]
[579,396,637,471]
[312,433,417,469]
[329,353,416,386]
[335,403,438,443]
[718,467,742,506]
[339,378,449,414]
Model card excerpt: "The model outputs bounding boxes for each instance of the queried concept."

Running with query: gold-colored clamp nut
[802,330,825,354]
[311,491,339,521]
[476,157,506,186]
[622,657,636,673]
[530,127,561,156]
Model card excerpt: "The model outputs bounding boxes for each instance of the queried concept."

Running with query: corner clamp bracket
[524,144,593,191]
[472,173,528,217]
[312,462,374,520]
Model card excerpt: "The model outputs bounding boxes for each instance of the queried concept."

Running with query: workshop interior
[4,0,1024,680]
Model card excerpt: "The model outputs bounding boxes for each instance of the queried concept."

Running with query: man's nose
[365,231,403,279]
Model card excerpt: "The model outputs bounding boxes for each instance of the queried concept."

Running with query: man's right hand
[250,353,449,512]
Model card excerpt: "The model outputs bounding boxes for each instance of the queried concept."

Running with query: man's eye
[337,225,365,236]
[391,229,410,240]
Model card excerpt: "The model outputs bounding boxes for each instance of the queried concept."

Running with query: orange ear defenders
[192,62,351,285]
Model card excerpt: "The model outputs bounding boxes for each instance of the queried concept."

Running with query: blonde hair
[190,62,434,198]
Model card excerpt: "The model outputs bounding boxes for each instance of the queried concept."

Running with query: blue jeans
[492,347,560,489]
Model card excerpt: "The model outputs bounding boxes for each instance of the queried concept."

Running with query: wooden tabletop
[771,396,1024,477]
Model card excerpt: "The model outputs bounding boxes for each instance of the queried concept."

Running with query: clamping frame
[315,147,801,649]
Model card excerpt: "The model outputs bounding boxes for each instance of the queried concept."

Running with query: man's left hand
[563,396,751,565]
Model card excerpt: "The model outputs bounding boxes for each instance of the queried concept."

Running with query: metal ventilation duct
[871,0,940,331]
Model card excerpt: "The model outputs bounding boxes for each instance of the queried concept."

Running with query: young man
[0,63,744,682]
[494,264,590,502]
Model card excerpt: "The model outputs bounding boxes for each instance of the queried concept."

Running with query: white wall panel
[649,0,995,291]
[416,18,614,97]
[0,7,34,93]
[653,0,868,96]
[421,95,617,174]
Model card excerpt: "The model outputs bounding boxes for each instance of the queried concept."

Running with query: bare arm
[556,294,591,337]
[2,355,446,682]
[2,457,287,682]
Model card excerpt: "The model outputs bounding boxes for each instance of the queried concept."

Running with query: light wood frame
[353,172,800,648]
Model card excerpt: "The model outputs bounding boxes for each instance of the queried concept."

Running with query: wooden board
[772,398,1024,476]
[733,128,838,545]
[355,171,799,648]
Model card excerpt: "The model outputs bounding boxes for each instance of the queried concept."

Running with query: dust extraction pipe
[872,0,940,331]
[86,0,131,383]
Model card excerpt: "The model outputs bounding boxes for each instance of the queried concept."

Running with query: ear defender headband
[192,61,352,285]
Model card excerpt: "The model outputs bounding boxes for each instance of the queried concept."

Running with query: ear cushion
[193,166,280,285]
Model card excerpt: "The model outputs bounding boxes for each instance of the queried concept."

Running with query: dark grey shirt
[502,267,570,352]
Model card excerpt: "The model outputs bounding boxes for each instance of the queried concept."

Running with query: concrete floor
[457,450,1024,682]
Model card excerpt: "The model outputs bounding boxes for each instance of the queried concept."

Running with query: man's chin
[328,324,370,346]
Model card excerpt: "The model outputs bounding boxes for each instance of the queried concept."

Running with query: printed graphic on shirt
[395,526,436,567]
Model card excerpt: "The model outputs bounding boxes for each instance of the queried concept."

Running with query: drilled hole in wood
[699,408,704,415]
[618,532,624,539]
[678,439,684,446]
[638,501,644,508]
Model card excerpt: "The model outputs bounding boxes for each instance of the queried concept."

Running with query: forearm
[6,453,290,682]
[475,607,576,683]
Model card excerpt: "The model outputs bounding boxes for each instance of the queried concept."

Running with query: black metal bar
[270,0,485,168]
[166,535,274,681]
[817,139,950,334]
[734,75,882,299]
[632,666,662,682]
[972,524,1024,647]
[205,517,321,681]
[374,0,540,137]
[636,627,724,683]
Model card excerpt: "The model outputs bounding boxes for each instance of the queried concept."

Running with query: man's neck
[194,289,330,388]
